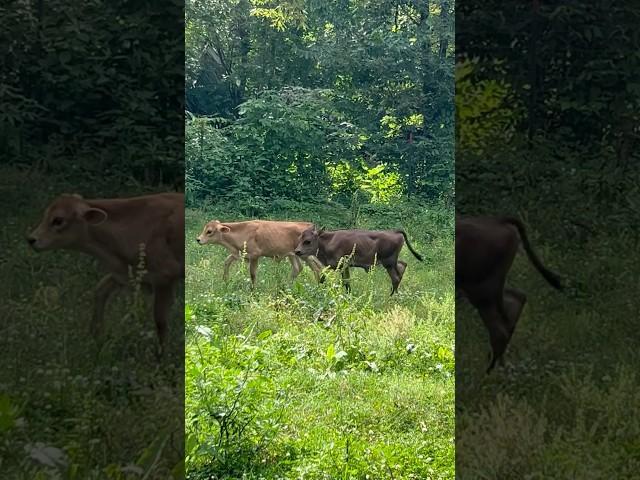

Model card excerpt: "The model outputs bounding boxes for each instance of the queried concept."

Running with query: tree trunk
[439,0,450,60]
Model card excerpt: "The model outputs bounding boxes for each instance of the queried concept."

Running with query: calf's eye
[51,217,64,227]
[303,240,310,245]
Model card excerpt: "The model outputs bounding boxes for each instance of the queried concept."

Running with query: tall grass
[0,168,184,478]
[455,206,640,478]
[185,201,455,479]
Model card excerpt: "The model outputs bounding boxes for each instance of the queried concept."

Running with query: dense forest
[0,0,184,184]
[186,0,454,211]
[457,0,640,221]
[456,1,640,478]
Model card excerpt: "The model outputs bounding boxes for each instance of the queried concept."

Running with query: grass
[0,167,184,479]
[455,205,640,479]
[185,201,455,479]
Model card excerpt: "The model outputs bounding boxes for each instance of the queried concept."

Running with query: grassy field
[185,201,455,479]
[0,167,184,479]
[456,210,640,478]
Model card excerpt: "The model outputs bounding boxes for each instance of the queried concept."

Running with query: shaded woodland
[186,0,454,211]
[456,2,640,478]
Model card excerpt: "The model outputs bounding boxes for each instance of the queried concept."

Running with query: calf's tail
[501,217,563,291]
[396,230,423,262]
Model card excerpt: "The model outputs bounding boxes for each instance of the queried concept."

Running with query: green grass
[0,167,184,479]
[184,202,455,479]
[455,217,640,479]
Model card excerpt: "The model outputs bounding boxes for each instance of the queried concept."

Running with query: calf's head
[295,227,322,257]
[27,194,108,251]
[196,220,230,245]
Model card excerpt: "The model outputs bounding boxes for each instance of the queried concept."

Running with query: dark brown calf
[456,216,562,373]
[294,227,423,294]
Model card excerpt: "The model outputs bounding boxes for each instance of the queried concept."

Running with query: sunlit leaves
[455,58,522,155]
[380,113,424,139]
[250,0,308,31]
[327,161,403,204]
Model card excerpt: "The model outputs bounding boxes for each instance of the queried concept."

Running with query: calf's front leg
[341,267,351,292]
[222,254,239,281]
[287,254,303,280]
[152,282,176,357]
[248,257,259,287]
[91,274,121,336]
[305,256,324,283]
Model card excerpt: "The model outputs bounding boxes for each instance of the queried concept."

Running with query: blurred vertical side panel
[0,0,185,477]
[456,0,640,478]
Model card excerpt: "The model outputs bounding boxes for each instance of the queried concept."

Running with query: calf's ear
[83,208,108,225]
[219,225,231,233]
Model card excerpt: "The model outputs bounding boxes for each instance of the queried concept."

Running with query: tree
[185,0,455,206]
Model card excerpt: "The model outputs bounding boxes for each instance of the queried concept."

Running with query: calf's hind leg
[476,299,511,373]
[496,287,527,367]
[503,287,527,338]
[397,261,407,281]
[385,263,402,296]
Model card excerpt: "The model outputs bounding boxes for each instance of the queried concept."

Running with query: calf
[456,216,563,373]
[196,220,320,286]
[294,227,423,294]
[27,193,184,354]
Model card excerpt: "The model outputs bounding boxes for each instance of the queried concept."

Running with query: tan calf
[196,219,320,285]
[28,193,184,354]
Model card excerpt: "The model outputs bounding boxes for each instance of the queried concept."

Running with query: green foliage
[185,203,454,479]
[186,318,284,475]
[187,88,362,211]
[456,2,640,216]
[455,59,522,156]
[458,367,640,479]
[0,394,20,433]
[1,0,183,183]
[250,0,308,31]
[328,161,404,204]
[185,0,455,205]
